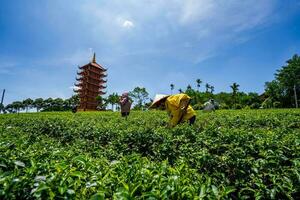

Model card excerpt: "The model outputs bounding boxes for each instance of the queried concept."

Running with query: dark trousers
[121,112,130,117]
[189,116,196,125]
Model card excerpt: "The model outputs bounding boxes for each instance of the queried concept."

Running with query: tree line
[0,87,150,113]
[0,54,299,113]
[172,54,299,109]
[1,96,79,113]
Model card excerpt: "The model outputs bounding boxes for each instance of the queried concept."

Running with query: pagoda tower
[74,53,107,111]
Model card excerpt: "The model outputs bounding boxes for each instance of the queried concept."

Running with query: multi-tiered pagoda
[74,53,107,111]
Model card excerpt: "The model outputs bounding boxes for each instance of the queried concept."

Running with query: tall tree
[196,79,202,91]
[53,98,64,111]
[11,101,24,113]
[33,98,44,112]
[44,98,54,110]
[106,95,113,110]
[230,83,240,95]
[5,104,14,113]
[210,85,215,94]
[170,84,175,94]
[129,87,149,110]
[275,54,300,108]
[69,95,79,107]
[230,83,240,105]
[107,93,119,110]
[96,95,107,110]
[205,83,210,93]
[187,84,192,90]
[23,98,34,112]
[264,80,283,102]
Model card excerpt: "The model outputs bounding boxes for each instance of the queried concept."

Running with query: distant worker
[203,99,217,112]
[149,93,196,127]
[119,92,132,119]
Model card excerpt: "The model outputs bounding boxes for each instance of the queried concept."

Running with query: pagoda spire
[92,53,96,63]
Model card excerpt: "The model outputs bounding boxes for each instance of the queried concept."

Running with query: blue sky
[0,0,300,104]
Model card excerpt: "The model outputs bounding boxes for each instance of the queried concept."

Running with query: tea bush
[0,109,299,199]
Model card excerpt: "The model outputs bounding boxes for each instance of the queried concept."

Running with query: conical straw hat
[149,94,170,108]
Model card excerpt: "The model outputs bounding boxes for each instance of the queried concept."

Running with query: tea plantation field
[0,109,300,199]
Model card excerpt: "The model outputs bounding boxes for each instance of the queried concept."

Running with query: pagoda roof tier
[75,88,106,94]
[81,74,107,80]
[77,68,106,76]
[75,90,100,95]
[77,70,107,77]
[80,86,106,92]
[79,62,107,71]
[99,85,106,89]
[76,71,85,76]
[88,68,107,76]
[76,77,107,83]
[75,81,107,88]
[74,83,82,87]
[73,88,82,93]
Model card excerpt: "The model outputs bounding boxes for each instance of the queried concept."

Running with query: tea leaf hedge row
[0,110,300,199]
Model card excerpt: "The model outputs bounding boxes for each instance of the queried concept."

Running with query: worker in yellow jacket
[149,94,196,127]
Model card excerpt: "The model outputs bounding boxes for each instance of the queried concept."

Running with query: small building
[74,53,107,111]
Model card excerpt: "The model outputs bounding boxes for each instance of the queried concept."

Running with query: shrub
[250,102,260,109]
[193,103,203,110]
[233,104,242,109]
[219,103,229,109]
[273,101,281,108]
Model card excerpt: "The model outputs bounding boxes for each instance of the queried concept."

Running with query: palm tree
[107,94,113,110]
[96,96,104,110]
[170,84,175,94]
[107,93,119,110]
[196,79,202,91]
[230,82,240,105]
[187,84,192,90]
[210,85,215,94]
[230,83,240,96]
[178,88,183,93]
[205,83,210,93]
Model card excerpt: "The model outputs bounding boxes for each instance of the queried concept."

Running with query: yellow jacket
[165,94,196,127]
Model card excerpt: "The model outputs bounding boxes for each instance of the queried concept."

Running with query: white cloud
[179,0,215,25]
[122,20,134,28]
[178,0,276,32]
[75,0,278,62]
